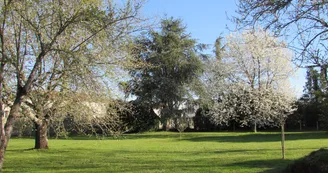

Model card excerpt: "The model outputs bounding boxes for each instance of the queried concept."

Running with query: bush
[285,148,328,173]
[120,101,160,133]
[193,108,217,131]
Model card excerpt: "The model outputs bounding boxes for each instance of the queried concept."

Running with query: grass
[2,131,328,173]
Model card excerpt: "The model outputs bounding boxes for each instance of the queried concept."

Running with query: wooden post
[281,123,285,160]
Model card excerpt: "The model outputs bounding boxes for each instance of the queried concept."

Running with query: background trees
[127,18,204,130]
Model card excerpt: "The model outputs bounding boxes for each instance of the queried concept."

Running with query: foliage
[193,107,217,131]
[317,94,328,130]
[210,84,295,129]
[304,68,322,98]
[49,115,74,139]
[12,117,33,137]
[127,18,205,128]
[119,100,160,133]
[206,28,296,131]
[222,28,294,91]
[297,67,328,130]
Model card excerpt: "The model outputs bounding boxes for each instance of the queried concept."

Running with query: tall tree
[128,18,204,130]
[305,68,320,97]
[301,67,328,130]
[0,0,145,169]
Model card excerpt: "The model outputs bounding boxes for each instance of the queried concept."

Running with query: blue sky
[143,0,306,97]
[143,0,237,46]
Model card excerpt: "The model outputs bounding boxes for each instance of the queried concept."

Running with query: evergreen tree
[302,66,328,129]
[304,68,321,99]
[128,18,204,130]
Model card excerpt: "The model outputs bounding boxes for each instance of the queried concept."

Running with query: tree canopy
[127,18,205,129]
[234,0,328,67]
[207,28,296,132]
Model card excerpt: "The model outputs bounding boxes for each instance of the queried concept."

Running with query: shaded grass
[3,131,328,172]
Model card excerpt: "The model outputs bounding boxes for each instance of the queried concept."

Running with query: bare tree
[234,0,328,67]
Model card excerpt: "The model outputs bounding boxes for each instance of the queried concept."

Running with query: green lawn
[3,131,328,173]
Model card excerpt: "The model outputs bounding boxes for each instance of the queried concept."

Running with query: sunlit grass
[3,131,328,172]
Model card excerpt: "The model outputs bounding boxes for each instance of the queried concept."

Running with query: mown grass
[3,131,328,173]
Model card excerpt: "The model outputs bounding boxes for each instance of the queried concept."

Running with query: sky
[143,0,237,46]
[142,0,306,97]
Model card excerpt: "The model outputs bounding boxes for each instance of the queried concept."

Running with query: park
[1,0,328,172]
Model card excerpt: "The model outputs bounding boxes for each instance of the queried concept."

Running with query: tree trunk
[34,122,40,148]
[281,123,285,160]
[0,102,20,170]
[299,121,302,131]
[162,121,167,131]
[34,119,49,149]
[316,121,319,131]
[253,121,257,133]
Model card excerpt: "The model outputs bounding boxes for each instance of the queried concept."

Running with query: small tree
[176,114,189,139]
[210,85,296,159]
[268,90,296,159]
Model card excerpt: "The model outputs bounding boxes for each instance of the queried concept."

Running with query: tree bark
[281,123,285,160]
[34,122,40,148]
[0,101,20,170]
[34,119,49,149]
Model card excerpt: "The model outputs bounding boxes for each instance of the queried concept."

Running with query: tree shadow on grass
[123,132,188,140]
[66,133,183,140]
[63,131,328,141]
[225,158,292,173]
[185,131,328,143]
[213,147,322,155]
[6,148,34,152]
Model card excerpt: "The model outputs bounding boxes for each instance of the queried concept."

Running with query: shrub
[285,148,328,173]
